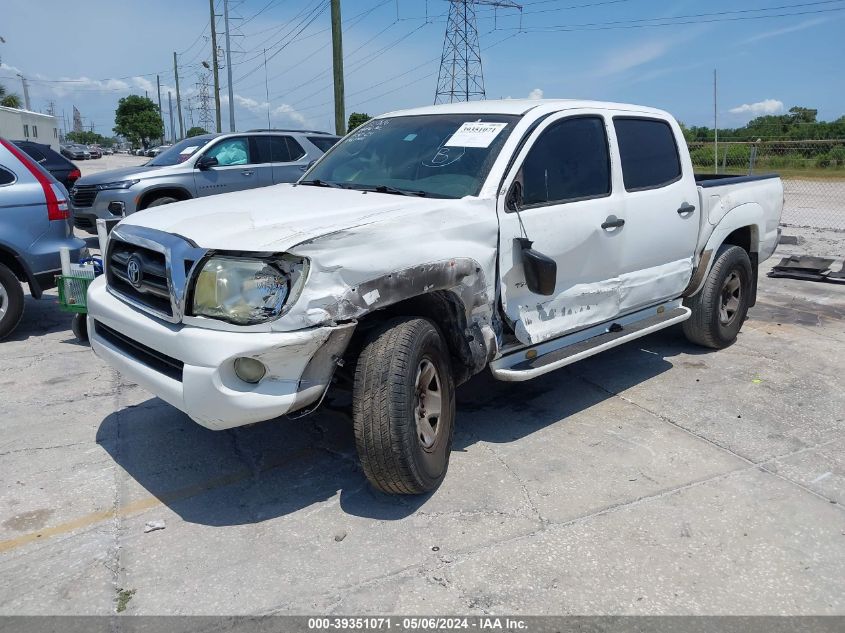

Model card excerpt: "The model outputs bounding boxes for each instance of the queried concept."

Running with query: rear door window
[252,136,304,163]
[0,166,15,185]
[613,118,682,191]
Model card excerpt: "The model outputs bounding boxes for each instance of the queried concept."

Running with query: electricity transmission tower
[434,0,521,104]
[197,70,214,133]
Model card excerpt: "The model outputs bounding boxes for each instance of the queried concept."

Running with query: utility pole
[156,75,165,145]
[16,74,31,110]
[713,68,718,175]
[209,0,222,132]
[330,0,345,135]
[223,0,235,132]
[173,52,184,140]
[168,91,175,145]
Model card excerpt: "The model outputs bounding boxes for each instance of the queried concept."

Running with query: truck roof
[381,99,672,120]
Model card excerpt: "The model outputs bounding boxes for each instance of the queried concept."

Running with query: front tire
[352,317,456,494]
[145,196,179,208]
[0,263,25,341]
[683,245,752,349]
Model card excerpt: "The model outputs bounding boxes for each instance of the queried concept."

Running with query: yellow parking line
[0,447,317,554]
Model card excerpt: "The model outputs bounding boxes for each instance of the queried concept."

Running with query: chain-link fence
[688,140,845,231]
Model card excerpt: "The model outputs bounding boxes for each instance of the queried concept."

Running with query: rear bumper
[86,277,355,430]
[17,235,86,298]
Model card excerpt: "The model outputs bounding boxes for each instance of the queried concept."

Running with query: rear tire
[0,263,25,341]
[145,196,179,208]
[683,245,752,349]
[352,317,455,495]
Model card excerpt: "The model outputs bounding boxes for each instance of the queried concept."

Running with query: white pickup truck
[87,100,783,494]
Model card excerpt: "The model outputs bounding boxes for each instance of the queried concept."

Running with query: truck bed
[694,172,780,188]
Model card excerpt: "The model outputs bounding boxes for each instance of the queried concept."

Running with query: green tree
[113,95,164,149]
[347,112,372,132]
[186,126,209,138]
[66,130,106,145]
[0,84,23,109]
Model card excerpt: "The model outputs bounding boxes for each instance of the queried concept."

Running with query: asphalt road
[1,203,844,613]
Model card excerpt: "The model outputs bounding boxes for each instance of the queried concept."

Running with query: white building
[0,106,60,150]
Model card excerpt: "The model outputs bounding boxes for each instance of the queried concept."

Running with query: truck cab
[86,100,783,494]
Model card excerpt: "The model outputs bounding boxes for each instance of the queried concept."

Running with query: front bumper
[72,189,138,232]
[87,277,355,430]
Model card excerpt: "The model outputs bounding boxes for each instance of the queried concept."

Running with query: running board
[491,305,691,382]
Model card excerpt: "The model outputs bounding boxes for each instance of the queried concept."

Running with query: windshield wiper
[358,184,429,197]
[298,179,344,189]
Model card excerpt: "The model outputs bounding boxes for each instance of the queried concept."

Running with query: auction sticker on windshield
[445,121,508,148]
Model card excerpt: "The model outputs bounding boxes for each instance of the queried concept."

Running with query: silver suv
[70,130,339,233]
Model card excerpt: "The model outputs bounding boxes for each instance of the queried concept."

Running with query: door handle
[241,170,254,176]
[601,216,625,230]
[677,203,696,215]
[299,165,309,171]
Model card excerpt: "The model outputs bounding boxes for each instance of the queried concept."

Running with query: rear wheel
[683,244,752,349]
[352,317,455,494]
[0,263,25,341]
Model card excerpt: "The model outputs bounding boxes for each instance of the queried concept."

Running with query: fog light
[234,357,266,384]
[108,201,125,216]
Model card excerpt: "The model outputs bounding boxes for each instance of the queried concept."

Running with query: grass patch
[115,587,136,613]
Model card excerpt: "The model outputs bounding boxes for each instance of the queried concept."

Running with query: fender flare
[137,186,193,210]
[683,202,763,298]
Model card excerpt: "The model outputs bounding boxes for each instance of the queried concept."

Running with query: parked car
[61,144,88,160]
[87,145,103,159]
[85,100,783,494]
[70,130,339,232]
[0,138,86,340]
[12,140,81,190]
[148,145,171,157]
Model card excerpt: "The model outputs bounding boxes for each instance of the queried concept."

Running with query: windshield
[304,114,520,198]
[148,137,212,166]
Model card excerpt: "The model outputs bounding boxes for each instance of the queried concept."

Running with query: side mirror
[517,238,557,296]
[196,155,219,171]
[506,181,523,212]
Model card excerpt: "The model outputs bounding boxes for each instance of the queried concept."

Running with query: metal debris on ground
[144,520,166,533]
[768,255,842,282]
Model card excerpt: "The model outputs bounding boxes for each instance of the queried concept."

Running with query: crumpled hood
[75,165,156,186]
[119,183,449,252]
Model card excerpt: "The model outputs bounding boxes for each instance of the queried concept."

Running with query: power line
[503,2,845,31]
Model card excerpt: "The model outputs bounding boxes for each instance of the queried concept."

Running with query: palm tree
[0,83,23,109]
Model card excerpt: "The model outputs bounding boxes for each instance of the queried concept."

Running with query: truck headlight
[191,257,298,325]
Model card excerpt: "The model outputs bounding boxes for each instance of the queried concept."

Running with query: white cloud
[232,94,308,127]
[742,17,826,45]
[729,99,784,116]
[528,88,544,100]
[595,40,672,76]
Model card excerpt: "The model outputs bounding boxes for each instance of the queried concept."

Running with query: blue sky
[1,0,843,137]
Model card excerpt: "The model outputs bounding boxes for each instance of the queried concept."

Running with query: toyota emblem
[126,255,144,288]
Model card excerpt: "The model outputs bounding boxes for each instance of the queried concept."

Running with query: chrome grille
[70,184,97,208]
[105,225,206,323]
[108,241,173,316]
